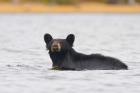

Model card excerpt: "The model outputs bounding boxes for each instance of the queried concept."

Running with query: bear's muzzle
[51,41,61,52]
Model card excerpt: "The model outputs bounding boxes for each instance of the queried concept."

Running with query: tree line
[0,0,140,5]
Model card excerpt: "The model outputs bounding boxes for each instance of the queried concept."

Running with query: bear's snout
[51,41,61,52]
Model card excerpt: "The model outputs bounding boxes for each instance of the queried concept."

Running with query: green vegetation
[0,0,78,4]
[0,0,140,4]
[47,0,79,5]
[0,0,11,3]
[136,0,140,2]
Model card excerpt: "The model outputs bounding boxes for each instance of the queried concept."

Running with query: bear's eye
[59,42,63,46]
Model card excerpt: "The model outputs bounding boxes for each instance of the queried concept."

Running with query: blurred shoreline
[0,3,140,13]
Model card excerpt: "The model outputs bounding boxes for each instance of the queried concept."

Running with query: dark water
[0,14,140,93]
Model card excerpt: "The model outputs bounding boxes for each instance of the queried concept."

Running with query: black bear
[44,33,128,70]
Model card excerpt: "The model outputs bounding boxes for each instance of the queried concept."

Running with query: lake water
[0,14,140,93]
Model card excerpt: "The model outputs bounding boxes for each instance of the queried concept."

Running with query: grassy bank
[0,3,140,13]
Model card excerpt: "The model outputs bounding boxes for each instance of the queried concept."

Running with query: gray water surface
[0,14,140,93]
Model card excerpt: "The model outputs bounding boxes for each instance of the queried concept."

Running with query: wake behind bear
[44,33,128,70]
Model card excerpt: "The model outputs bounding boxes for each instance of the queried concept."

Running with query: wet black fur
[44,33,128,70]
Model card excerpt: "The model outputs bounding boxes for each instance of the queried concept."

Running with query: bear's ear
[44,33,53,44]
[66,34,75,46]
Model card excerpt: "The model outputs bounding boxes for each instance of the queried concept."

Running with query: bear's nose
[51,42,61,52]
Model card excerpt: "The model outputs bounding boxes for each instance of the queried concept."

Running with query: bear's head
[44,33,75,54]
